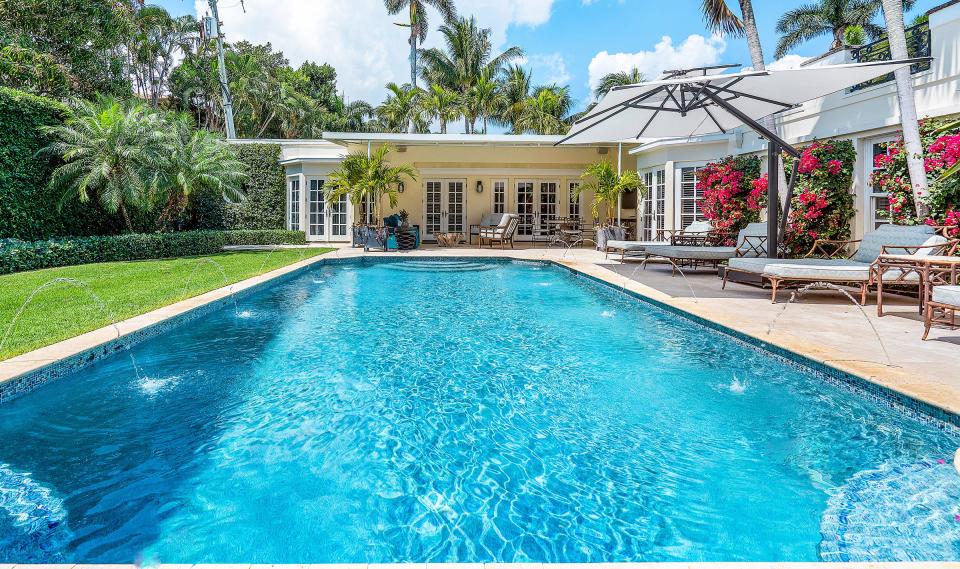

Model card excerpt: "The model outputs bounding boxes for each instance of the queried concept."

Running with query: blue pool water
[1,258,959,563]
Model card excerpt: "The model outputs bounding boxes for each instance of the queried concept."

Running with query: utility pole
[206,0,237,139]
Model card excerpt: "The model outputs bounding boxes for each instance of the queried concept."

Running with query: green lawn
[0,249,331,360]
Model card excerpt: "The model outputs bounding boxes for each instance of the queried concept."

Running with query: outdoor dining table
[874,254,960,316]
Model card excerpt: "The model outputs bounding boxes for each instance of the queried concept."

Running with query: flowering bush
[697,155,762,237]
[754,139,856,254]
[871,117,960,235]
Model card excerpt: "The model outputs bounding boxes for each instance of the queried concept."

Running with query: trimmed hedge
[222,143,287,230]
[0,87,120,239]
[0,229,306,274]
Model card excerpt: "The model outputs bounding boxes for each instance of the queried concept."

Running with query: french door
[307,179,350,242]
[424,179,466,240]
[515,180,559,241]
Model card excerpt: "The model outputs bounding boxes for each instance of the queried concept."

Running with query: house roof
[321,132,626,147]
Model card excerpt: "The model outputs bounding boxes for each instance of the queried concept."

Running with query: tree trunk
[440,118,447,134]
[120,203,134,233]
[407,28,417,134]
[739,0,790,216]
[881,0,930,217]
[464,116,470,134]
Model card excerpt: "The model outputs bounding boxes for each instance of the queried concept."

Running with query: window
[568,182,581,219]
[308,179,325,236]
[331,193,348,236]
[641,168,666,240]
[867,138,897,230]
[679,166,703,229]
[288,178,301,231]
[492,180,506,214]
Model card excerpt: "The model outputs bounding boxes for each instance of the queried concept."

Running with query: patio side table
[875,255,960,317]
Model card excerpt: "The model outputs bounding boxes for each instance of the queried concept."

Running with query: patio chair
[605,220,713,262]
[478,214,519,249]
[641,222,768,274]
[723,224,954,304]
[470,213,505,244]
[923,285,960,340]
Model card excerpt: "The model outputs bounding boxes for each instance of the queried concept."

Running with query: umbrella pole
[767,142,780,259]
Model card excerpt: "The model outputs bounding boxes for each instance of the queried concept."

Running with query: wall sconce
[475,180,484,193]
[398,181,405,193]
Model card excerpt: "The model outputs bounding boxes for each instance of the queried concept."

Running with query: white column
[616,143,622,225]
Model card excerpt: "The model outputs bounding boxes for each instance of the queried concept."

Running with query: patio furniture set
[608,220,959,338]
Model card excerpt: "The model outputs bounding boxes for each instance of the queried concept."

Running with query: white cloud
[195,0,555,106]
[586,34,727,94]
[520,53,571,85]
[765,54,810,70]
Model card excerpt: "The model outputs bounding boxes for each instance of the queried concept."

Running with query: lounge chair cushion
[606,240,664,252]
[479,213,504,228]
[762,259,872,281]
[932,285,960,307]
[686,220,713,234]
[734,222,768,253]
[852,224,938,263]
[644,245,738,260]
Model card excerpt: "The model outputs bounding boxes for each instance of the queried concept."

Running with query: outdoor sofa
[605,220,713,262]
[478,214,519,249]
[722,224,954,304]
[641,222,769,274]
[923,285,960,340]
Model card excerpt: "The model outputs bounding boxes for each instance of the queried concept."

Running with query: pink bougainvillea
[782,139,857,254]
[871,118,960,235]
[697,155,762,238]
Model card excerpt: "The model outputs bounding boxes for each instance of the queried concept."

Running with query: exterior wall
[323,141,633,241]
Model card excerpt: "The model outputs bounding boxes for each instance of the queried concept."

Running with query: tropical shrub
[576,161,646,222]
[0,230,305,275]
[327,145,416,222]
[871,117,960,237]
[221,143,287,230]
[782,139,857,254]
[0,87,121,240]
[697,155,763,236]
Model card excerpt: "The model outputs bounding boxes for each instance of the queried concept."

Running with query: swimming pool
[1,258,958,563]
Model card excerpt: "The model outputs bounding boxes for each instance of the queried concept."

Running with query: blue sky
[155,0,938,115]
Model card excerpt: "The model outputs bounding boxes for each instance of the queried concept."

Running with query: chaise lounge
[723,224,955,304]
[641,222,769,274]
[605,220,713,263]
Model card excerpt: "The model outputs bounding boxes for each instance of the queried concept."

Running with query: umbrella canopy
[558,59,928,148]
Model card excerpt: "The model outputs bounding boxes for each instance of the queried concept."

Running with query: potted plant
[326,145,416,251]
[576,160,646,224]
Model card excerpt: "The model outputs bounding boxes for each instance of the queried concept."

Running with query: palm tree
[514,85,573,135]
[496,64,532,134]
[326,145,417,222]
[158,117,248,228]
[41,98,170,232]
[879,0,929,216]
[418,16,523,133]
[774,0,896,58]
[420,84,461,133]
[467,71,503,134]
[376,82,427,133]
[593,67,646,99]
[576,161,646,222]
[383,0,457,133]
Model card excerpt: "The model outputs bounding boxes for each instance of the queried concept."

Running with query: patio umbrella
[558,58,930,257]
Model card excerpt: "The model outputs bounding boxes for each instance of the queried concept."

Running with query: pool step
[384,260,496,273]
[819,459,960,562]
